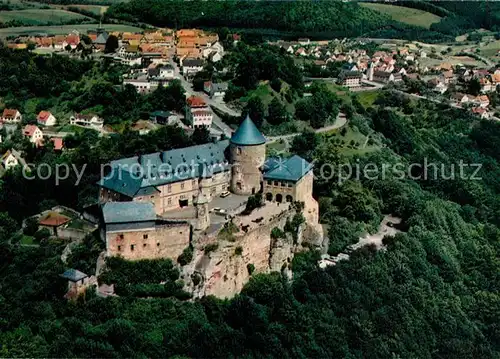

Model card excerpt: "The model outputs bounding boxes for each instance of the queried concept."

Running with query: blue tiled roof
[102,202,156,224]
[60,269,88,282]
[263,155,313,182]
[98,140,230,197]
[230,115,266,146]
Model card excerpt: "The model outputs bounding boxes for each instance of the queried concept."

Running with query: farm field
[63,4,108,15]
[0,9,91,25]
[0,23,142,37]
[359,3,441,29]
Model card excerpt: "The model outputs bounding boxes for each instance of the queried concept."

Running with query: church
[98,115,318,223]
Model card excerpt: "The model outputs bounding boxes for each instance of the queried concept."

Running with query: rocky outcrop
[181,204,325,299]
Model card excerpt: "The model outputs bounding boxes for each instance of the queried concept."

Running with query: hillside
[0,9,92,25]
[359,2,441,29]
[107,0,430,39]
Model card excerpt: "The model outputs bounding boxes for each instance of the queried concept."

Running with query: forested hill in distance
[105,0,454,42]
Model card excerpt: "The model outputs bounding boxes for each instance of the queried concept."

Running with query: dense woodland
[0,38,500,356]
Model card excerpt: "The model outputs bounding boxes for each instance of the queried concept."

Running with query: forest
[105,0,454,42]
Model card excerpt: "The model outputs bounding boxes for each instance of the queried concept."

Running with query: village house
[479,77,493,93]
[203,81,228,98]
[471,107,491,119]
[428,78,448,94]
[473,95,490,108]
[149,110,177,125]
[186,96,213,129]
[37,111,57,127]
[337,70,362,88]
[181,58,204,76]
[123,78,154,94]
[0,149,26,176]
[1,109,22,123]
[441,70,454,84]
[451,92,469,106]
[373,71,402,84]
[23,125,43,145]
[50,137,64,151]
[70,113,104,129]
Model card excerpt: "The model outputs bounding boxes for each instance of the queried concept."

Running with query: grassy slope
[0,9,91,25]
[0,23,141,37]
[359,3,441,29]
[63,4,107,15]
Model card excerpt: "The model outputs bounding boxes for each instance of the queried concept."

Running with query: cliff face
[181,205,324,299]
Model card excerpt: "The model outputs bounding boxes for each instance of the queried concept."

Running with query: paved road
[170,60,239,137]
[266,112,347,144]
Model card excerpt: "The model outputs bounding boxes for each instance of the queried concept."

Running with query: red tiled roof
[2,109,18,119]
[37,111,51,122]
[51,137,64,151]
[66,34,80,45]
[187,96,206,108]
[23,125,39,137]
[38,212,71,227]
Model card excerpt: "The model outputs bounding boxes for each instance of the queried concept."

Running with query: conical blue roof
[230,115,266,146]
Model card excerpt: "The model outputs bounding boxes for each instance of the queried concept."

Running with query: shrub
[235,246,243,255]
[23,217,39,236]
[242,193,263,215]
[271,227,286,240]
[191,272,202,286]
[204,243,219,253]
[247,263,255,275]
[34,228,51,241]
[177,246,193,266]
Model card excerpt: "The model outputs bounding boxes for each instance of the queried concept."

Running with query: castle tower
[230,115,267,195]
[194,192,210,231]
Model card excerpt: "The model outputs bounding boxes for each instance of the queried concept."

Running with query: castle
[98,116,319,260]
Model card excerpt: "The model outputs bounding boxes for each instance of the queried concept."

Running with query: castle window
[237,147,242,155]
[119,234,124,239]
[157,242,160,246]
[167,184,172,193]
[131,244,135,251]
[287,182,293,188]
[143,234,148,239]
[181,182,185,189]
[143,243,147,248]
[117,245,121,251]
[192,179,196,187]
[274,181,279,186]
[150,195,154,199]
[267,180,272,185]
[168,198,172,205]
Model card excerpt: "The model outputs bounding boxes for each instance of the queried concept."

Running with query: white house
[123,79,154,94]
[70,113,104,129]
[1,149,26,173]
[159,65,175,80]
[1,109,22,123]
[203,81,228,98]
[23,125,43,145]
[37,111,57,127]
[181,58,204,76]
[186,96,213,129]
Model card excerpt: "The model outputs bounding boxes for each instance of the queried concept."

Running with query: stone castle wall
[106,222,190,261]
